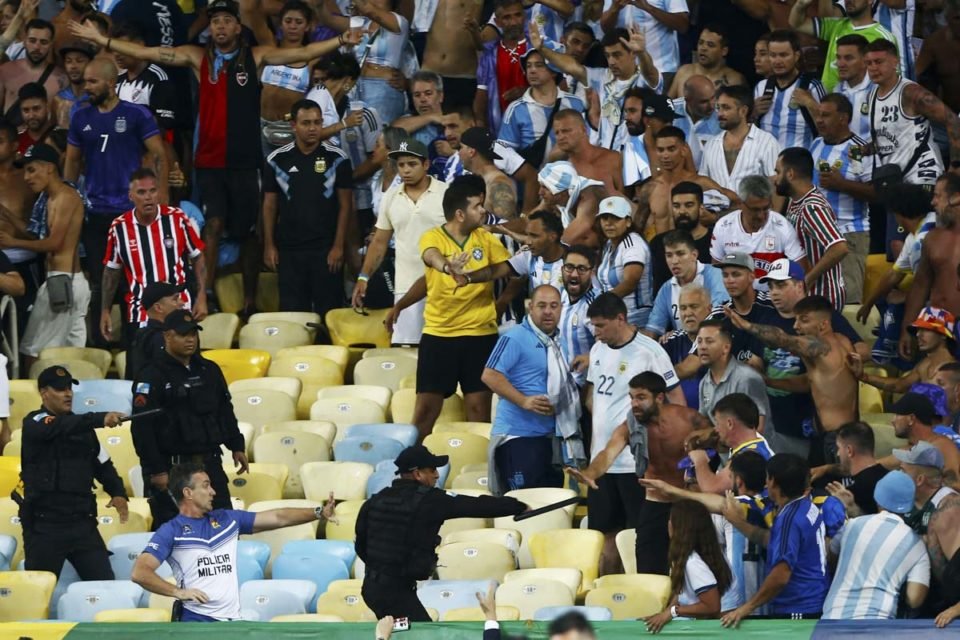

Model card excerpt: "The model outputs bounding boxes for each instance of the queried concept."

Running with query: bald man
[669,25,746,98]
[672,75,723,169]
[64,56,168,347]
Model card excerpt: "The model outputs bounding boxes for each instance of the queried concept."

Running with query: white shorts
[20,272,90,357]
[391,295,425,346]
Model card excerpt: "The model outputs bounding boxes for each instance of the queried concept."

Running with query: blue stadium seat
[72,380,133,415]
[280,539,357,570]
[57,580,143,621]
[107,532,173,580]
[272,554,350,611]
[368,461,450,494]
[238,554,265,586]
[534,605,614,621]
[239,579,317,620]
[0,534,16,571]
[238,539,272,574]
[333,435,406,466]
[342,423,418,448]
[417,580,492,618]
[366,468,396,498]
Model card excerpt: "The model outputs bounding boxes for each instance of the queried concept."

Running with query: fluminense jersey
[709,210,806,282]
[870,78,943,186]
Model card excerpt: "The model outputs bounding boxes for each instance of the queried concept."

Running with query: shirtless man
[637,126,738,234]
[725,294,858,463]
[0,121,34,237]
[536,161,606,247]
[459,127,517,220]
[901,175,960,361]
[916,0,960,113]
[566,371,711,576]
[552,109,622,195]
[51,40,92,129]
[668,23,745,98]
[0,144,85,371]
[422,0,483,109]
[0,18,66,117]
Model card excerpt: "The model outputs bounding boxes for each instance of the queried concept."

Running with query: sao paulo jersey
[709,210,806,284]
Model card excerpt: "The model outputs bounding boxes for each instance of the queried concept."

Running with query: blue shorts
[179,608,220,622]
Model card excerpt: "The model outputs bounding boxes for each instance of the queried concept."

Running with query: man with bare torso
[1,144,85,371]
[0,18,66,121]
[567,371,709,576]
[916,0,960,114]
[458,127,517,220]
[422,0,483,109]
[726,294,858,465]
[552,109,622,195]
[0,120,40,332]
[668,23,745,98]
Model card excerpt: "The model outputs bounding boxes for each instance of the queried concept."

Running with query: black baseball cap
[387,137,429,160]
[395,445,448,472]
[891,392,940,424]
[37,366,79,391]
[162,309,203,334]
[207,0,240,19]
[15,143,59,168]
[643,91,680,122]
[143,282,186,310]
[461,127,502,161]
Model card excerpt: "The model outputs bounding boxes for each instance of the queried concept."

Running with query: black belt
[169,452,220,465]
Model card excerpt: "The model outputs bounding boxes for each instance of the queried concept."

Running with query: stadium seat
[451,470,489,491]
[417,579,492,618]
[443,528,521,553]
[398,373,416,390]
[585,583,664,619]
[324,499,366,541]
[342,423,418,448]
[204,348,271,376]
[245,499,322,575]
[107,533,171,580]
[423,432,489,489]
[534,605,613,621]
[326,578,363,594]
[300,461,373,502]
[436,488,491,539]
[8,380,42,432]
[859,382,885,414]
[240,579,317,620]
[29,358,104,380]
[435,421,494,439]
[362,347,418,361]
[0,499,22,568]
[495,578,574,619]
[269,355,345,417]
[73,379,133,414]
[366,467,396,498]
[0,457,19,496]
[114,352,127,378]
[503,568,581,600]
[262,420,337,449]
[315,587,376,621]
[94,608,170,622]
[97,500,150,544]
[594,573,672,600]
[57,580,144,621]
[0,570,56,621]
[95,424,139,496]
[316,384,392,411]
[272,613,345,622]
[309,398,386,434]
[253,430,329,498]
[842,303,881,348]
[277,345,350,374]
[231,377,302,402]
[443,605,520,621]
[0,533,15,571]
[864,415,907,458]
[615,529,638,574]
[530,529,604,595]
[391,388,465,424]
[240,321,312,357]
[436,541,516,581]
[238,539,272,574]
[353,356,418,391]
[325,308,391,349]
[281,539,357,569]
[249,312,322,341]
[233,389,297,430]
[226,469,284,504]
[39,347,112,375]
[219,421,256,461]
[146,577,177,616]
[496,488,577,569]
[334,435,406,466]
[273,553,350,611]
[197,312,240,349]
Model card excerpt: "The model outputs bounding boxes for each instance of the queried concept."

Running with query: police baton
[118,408,166,422]
[513,496,581,521]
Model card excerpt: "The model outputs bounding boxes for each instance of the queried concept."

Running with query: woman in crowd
[596,195,653,327]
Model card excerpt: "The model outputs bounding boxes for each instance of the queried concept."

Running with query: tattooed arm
[904,83,960,164]
[68,20,202,71]
[633,180,654,233]
[926,495,960,581]
[723,307,831,360]
[487,177,518,220]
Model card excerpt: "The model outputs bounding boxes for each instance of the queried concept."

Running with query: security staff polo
[20,366,127,580]
[356,445,528,621]
[131,310,246,527]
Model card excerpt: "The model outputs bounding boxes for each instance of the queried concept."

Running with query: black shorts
[587,472,646,533]
[440,76,477,110]
[635,500,672,575]
[416,333,498,396]
[196,167,260,240]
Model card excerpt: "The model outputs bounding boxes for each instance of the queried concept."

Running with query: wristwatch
[670,605,679,618]
[314,506,325,521]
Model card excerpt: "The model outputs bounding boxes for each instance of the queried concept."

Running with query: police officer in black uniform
[20,366,128,579]
[356,445,529,621]
[130,309,248,528]
[124,281,186,379]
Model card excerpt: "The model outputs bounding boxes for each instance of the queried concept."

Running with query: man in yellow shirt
[399,175,512,441]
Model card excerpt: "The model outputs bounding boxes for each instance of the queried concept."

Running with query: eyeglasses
[562,264,591,274]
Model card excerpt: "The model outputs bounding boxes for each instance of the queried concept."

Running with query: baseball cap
[718,252,755,272]
[162,309,203,334]
[873,470,916,514]
[521,47,561,73]
[909,306,957,341]
[207,0,240,18]
[893,440,945,470]
[643,92,680,122]
[597,196,633,219]
[15,143,59,168]
[759,258,805,284]
[388,137,429,160]
[460,127,502,161]
[59,40,96,59]
[142,282,186,310]
[395,445,449,472]
[37,366,79,391]
[891,391,940,424]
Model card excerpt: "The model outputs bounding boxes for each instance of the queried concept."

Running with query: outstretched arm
[724,307,830,360]
[258,31,361,66]
[903,82,960,165]
[69,20,201,70]
[529,22,587,85]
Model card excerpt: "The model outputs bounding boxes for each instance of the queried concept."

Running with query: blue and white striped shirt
[355,13,409,68]
[810,134,873,234]
[836,75,876,141]
[598,232,653,327]
[646,263,729,336]
[527,3,569,44]
[754,75,826,149]
[498,88,586,162]
[559,286,598,386]
[873,0,915,80]
[823,511,930,620]
[671,97,722,170]
[622,134,652,188]
[601,0,689,72]
[508,248,565,294]
[339,106,383,211]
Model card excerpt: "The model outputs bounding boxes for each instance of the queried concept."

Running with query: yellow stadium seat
[300,461,373,502]
[864,417,908,458]
[94,608,171,622]
[29,358,104,380]
[272,613,345,622]
[327,578,363,593]
[324,499,365,541]
[315,589,377,622]
[240,321,312,357]
[8,380,41,432]
[495,578,574,619]
[436,421,493,438]
[233,389,297,430]
[204,349,271,378]
[246,498,321,575]
[97,501,150,544]
[443,606,520,622]
[96,424,138,496]
[353,356,418,392]
[256,272,280,312]
[253,430,330,498]
[230,377,302,402]
[503,568,581,600]
[530,529,604,595]
[276,345,350,373]
[495,501,574,570]
[269,355,345,417]
[859,382,885,415]
[615,529,638,574]
[197,313,240,349]
[147,578,177,616]
[451,470,489,491]
[362,347,418,361]
[595,573,672,602]
[0,570,56,621]
[325,308,391,349]
[392,389,465,424]
[261,421,337,449]
[113,351,127,378]
[0,498,23,567]
[226,468,285,504]
[436,489,491,539]
[309,399,386,435]
[214,273,244,314]
[0,457,19,495]
[842,304,881,348]
[398,373,416,390]
[442,527,521,553]
[248,312,322,335]
[316,385,392,412]
[585,584,663,619]
[39,347,113,375]
[423,432,489,489]
[436,541,516,581]
[3,439,19,457]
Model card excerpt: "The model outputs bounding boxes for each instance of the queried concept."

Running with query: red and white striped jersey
[785,188,847,310]
[103,205,204,324]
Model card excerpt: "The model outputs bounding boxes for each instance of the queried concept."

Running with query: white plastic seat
[309,398,386,435]
[57,580,144,621]
[417,579,492,618]
[230,377,302,402]
[107,532,172,580]
[315,384,392,411]
[342,423,418,449]
[352,355,417,391]
[72,380,133,414]
[333,435,406,466]
[300,461,373,502]
[239,579,317,620]
[495,578,574,619]
[246,499,322,575]
[253,430,330,498]
[233,389,297,430]
[239,320,312,357]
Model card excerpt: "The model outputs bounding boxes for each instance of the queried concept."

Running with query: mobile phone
[393,617,410,632]
[762,85,775,100]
